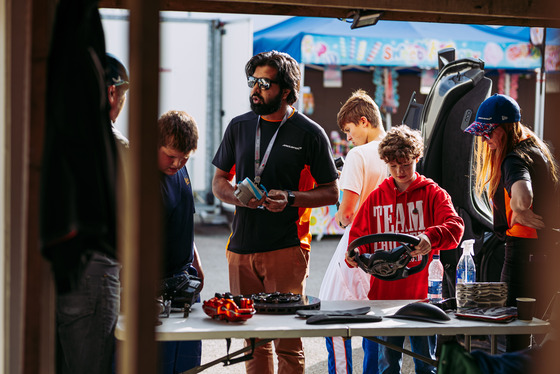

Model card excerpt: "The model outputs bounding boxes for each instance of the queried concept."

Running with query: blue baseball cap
[464,94,521,137]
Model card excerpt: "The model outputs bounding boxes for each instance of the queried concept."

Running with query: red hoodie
[348,173,464,300]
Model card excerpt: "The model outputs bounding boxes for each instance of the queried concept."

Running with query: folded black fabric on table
[306,314,382,325]
[296,306,371,318]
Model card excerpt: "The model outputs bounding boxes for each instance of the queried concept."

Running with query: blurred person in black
[41,2,122,373]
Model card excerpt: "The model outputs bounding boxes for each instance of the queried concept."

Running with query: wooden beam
[118,0,161,373]
[99,0,560,27]
[24,0,57,373]
[7,0,32,372]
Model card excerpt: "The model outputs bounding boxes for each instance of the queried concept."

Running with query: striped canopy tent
[254,17,560,71]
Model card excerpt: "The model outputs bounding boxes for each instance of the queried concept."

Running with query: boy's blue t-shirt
[160,166,195,277]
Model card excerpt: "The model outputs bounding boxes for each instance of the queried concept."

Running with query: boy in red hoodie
[346,125,464,374]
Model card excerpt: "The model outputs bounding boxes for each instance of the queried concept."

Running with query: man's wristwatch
[285,190,295,206]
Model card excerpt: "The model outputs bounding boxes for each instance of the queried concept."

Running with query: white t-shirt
[339,140,387,208]
[319,139,387,302]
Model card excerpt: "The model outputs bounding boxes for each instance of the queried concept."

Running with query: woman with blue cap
[464,94,559,351]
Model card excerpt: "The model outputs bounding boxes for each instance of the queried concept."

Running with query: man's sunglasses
[114,80,129,88]
[247,76,278,90]
[112,78,130,91]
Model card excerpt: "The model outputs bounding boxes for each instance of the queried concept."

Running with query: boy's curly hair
[378,125,424,163]
[158,110,198,154]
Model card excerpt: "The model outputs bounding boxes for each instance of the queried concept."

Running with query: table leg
[464,335,471,352]
[490,335,497,354]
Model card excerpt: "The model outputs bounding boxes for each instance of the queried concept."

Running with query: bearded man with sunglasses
[212,51,339,374]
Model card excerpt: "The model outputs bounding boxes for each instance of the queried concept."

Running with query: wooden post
[119,0,161,373]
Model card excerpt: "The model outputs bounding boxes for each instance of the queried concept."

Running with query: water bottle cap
[461,239,475,255]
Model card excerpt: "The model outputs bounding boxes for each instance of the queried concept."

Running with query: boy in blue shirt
[157,110,205,373]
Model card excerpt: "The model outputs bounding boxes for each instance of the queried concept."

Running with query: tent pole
[298,63,305,112]
[535,28,547,139]
[386,112,392,130]
[534,68,541,136]
[538,72,546,139]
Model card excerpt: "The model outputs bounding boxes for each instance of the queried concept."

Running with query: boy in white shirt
[319,89,387,374]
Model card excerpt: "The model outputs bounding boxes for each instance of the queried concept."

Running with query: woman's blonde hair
[473,122,559,198]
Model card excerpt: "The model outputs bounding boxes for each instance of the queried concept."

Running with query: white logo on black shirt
[282,144,302,150]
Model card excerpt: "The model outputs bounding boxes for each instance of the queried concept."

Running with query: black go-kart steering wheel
[347,233,428,281]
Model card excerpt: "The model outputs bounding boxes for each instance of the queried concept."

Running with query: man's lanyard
[254,107,293,184]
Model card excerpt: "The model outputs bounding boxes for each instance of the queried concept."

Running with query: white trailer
[101,10,253,206]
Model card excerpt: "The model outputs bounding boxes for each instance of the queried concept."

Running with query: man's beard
[250,91,283,115]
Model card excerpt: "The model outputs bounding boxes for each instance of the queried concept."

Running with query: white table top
[115,299,550,342]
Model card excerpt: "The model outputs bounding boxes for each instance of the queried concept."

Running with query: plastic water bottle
[456,239,476,285]
[428,252,444,302]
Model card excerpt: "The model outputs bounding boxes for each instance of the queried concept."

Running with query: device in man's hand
[334,156,345,170]
[234,177,267,205]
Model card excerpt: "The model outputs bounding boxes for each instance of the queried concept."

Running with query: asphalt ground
[193,218,415,373]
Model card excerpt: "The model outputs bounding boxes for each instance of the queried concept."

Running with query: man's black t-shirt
[212,110,338,254]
